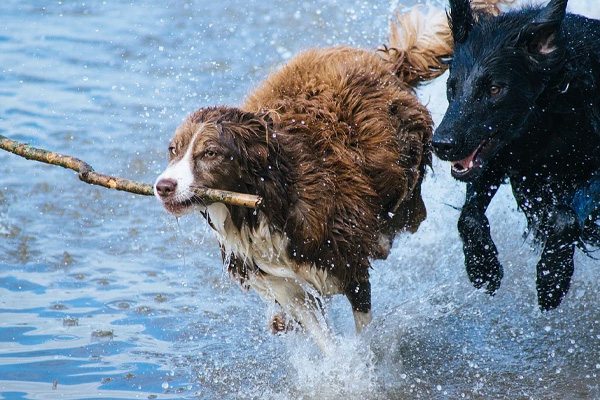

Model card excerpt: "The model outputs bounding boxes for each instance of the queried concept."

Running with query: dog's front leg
[536,206,579,310]
[345,278,372,333]
[458,174,504,295]
[251,275,335,355]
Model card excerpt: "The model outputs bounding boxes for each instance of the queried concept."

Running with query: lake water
[1,0,599,399]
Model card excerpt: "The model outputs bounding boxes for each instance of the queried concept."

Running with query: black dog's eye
[205,150,217,158]
[489,85,501,95]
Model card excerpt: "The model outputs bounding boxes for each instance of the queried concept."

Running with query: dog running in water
[433,0,600,310]
[155,2,504,353]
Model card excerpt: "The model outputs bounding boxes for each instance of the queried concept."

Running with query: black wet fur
[345,279,372,314]
[433,0,600,310]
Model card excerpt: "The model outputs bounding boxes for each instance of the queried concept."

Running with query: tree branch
[0,135,262,209]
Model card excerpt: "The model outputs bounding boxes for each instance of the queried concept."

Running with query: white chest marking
[204,203,341,295]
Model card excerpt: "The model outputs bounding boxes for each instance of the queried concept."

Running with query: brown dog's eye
[168,146,176,156]
[489,85,501,95]
[205,150,216,158]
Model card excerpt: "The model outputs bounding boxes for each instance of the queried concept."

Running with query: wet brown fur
[174,44,434,288]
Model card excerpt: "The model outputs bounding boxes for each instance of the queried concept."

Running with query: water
[1,0,599,399]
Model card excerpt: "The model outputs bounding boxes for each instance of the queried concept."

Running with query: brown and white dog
[154,4,505,353]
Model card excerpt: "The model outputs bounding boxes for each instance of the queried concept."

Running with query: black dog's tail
[378,0,514,86]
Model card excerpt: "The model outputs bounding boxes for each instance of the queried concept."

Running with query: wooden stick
[0,134,263,209]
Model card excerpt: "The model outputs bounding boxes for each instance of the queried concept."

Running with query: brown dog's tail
[470,0,516,17]
[378,6,452,85]
[378,0,514,86]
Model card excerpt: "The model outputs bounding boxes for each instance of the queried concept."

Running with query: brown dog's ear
[517,0,567,56]
[217,109,270,142]
[448,0,475,44]
[217,109,275,174]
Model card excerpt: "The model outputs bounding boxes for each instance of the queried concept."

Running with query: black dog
[433,0,600,310]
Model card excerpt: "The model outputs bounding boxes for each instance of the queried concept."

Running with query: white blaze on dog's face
[154,118,245,216]
[154,130,197,216]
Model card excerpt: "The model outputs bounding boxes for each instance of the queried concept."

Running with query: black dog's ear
[448,0,475,44]
[517,0,567,56]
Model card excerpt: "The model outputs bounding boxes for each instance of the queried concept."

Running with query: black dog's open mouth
[450,136,499,180]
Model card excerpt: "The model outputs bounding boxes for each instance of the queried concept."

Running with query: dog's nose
[431,135,456,157]
[155,178,177,198]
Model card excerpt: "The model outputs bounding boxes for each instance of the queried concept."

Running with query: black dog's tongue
[452,147,478,172]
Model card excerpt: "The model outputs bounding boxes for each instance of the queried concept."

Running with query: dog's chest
[204,204,297,278]
[203,203,340,295]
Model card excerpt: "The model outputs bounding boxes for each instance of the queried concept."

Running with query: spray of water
[175,216,187,268]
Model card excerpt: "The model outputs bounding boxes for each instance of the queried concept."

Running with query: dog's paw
[269,312,287,334]
[464,250,503,295]
[459,209,504,294]
[269,312,303,334]
[536,247,575,311]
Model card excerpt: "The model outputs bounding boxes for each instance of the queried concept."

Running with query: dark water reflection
[1,0,600,399]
